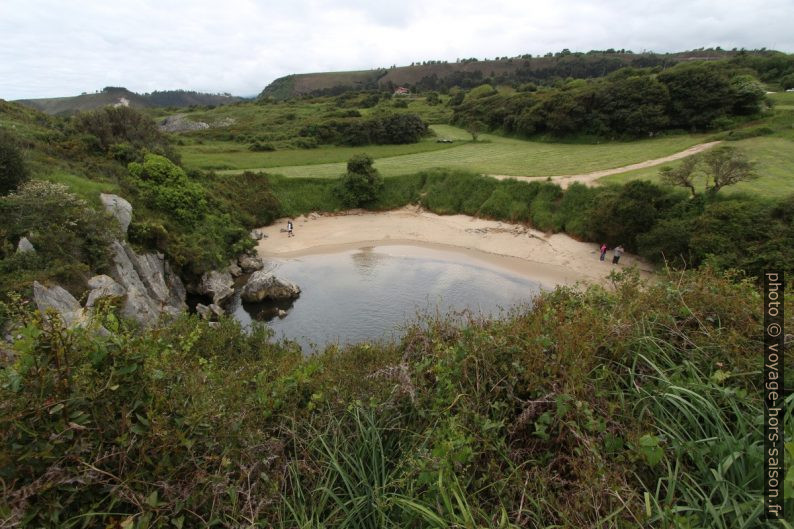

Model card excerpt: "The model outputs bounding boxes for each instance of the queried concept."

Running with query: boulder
[100,194,133,235]
[197,303,225,321]
[17,236,35,253]
[241,271,300,303]
[250,229,264,241]
[86,275,126,307]
[198,270,234,305]
[32,281,84,327]
[228,259,243,278]
[238,255,265,273]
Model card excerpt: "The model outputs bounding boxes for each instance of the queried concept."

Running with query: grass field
[599,98,794,198]
[219,125,708,178]
[180,136,464,170]
[599,136,794,198]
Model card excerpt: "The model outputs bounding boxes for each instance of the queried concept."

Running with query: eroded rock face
[228,260,243,278]
[241,271,300,303]
[107,241,187,326]
[86,275,126,308]
[100,194,133,235]
[33,281,83,326]
[198,270,235,305]
[238,255,265,273]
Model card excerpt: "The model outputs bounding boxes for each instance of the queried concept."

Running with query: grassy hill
[259,49,757,99]
[14,87,244,116]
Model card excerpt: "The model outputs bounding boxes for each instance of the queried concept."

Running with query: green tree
[0,131,29,195]
[659,155,699,197]
[335,154,384,207]
[466,120,486,141]
[702,146,757,195]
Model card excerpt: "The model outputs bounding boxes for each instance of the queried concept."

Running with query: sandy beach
[256,206,652,287]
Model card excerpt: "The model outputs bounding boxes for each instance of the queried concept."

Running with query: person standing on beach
[612,245,624,265]
[599,243,608,261]
[287,220,294,237]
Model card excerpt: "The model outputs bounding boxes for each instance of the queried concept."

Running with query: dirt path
[487,141,721,188]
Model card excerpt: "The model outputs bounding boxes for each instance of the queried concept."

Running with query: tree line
[452,62,766,138]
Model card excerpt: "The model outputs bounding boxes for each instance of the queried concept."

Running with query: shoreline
[256,206,653,288]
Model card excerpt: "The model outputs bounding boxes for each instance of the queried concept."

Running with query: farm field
[217,124,708,178]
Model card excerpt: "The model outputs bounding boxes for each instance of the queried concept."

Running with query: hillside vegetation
[259,48,794,99]
[2,266,792,528]
[14,87,243,116]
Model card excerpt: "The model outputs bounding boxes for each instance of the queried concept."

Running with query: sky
[1,0,792,100]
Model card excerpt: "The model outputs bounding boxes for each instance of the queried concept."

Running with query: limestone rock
[86,275,126,307]
[238,255,264,273]
[228,260,243,277]
[32,281,83,326]
[158,114,210,133]
[197,303,225,321]
[100,194,133,235]
[241,271,300,303]
[198,270,234,305]
[108,241,160,325]
[17,236,35,253]
[250,229,264,241]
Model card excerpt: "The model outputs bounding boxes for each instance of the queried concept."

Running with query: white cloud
[0,0,792,100]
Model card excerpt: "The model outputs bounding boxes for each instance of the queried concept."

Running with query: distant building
[393,87,410,96]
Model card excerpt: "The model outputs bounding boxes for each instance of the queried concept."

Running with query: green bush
[0,130,29,195]
[335,154,384,207]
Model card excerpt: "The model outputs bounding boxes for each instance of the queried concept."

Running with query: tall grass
[628,336,787,528]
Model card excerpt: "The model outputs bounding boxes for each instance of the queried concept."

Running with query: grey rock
[108,241,160,326]
[100,194,133,235]
[209,303,225,319]
[208,321,221,329]
[250,229,264,241]
[86,275,126,308]
[241,271,300,303]
[17,236,35,253]
[196,303,212,320]
[33,281,84,326]
[277,309,288,318]
[198,270,234,305]
[228,260,243,277]
[238,255,264,273]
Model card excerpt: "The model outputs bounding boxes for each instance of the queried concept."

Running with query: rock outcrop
[86,275,126,308]
[198,270,234,305]
[108,241,187,326]
[17,237,35,253]
[100,194,133,235]
[238,255,265,273]
[241,271,300,302]
[33,282,84,327]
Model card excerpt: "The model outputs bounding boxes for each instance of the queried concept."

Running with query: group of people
[599,243,624,264]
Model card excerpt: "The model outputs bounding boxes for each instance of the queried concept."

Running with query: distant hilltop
[14,87,245,116]
[259,48,782,100]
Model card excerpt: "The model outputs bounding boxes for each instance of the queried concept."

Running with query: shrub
[335,154,384,207]
[0,131,29,195]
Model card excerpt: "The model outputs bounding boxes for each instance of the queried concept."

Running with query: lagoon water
[228,245,543,352]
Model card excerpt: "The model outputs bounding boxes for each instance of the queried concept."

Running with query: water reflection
[229,245,542,353]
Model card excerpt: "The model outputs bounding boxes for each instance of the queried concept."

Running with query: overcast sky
[1,0,792,100]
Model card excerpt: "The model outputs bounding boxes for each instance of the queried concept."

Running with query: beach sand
[256,206,652,288]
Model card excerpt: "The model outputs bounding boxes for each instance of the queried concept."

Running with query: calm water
[227,245,543,352]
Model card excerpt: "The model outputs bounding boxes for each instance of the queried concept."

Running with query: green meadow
[210,125,707,178]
